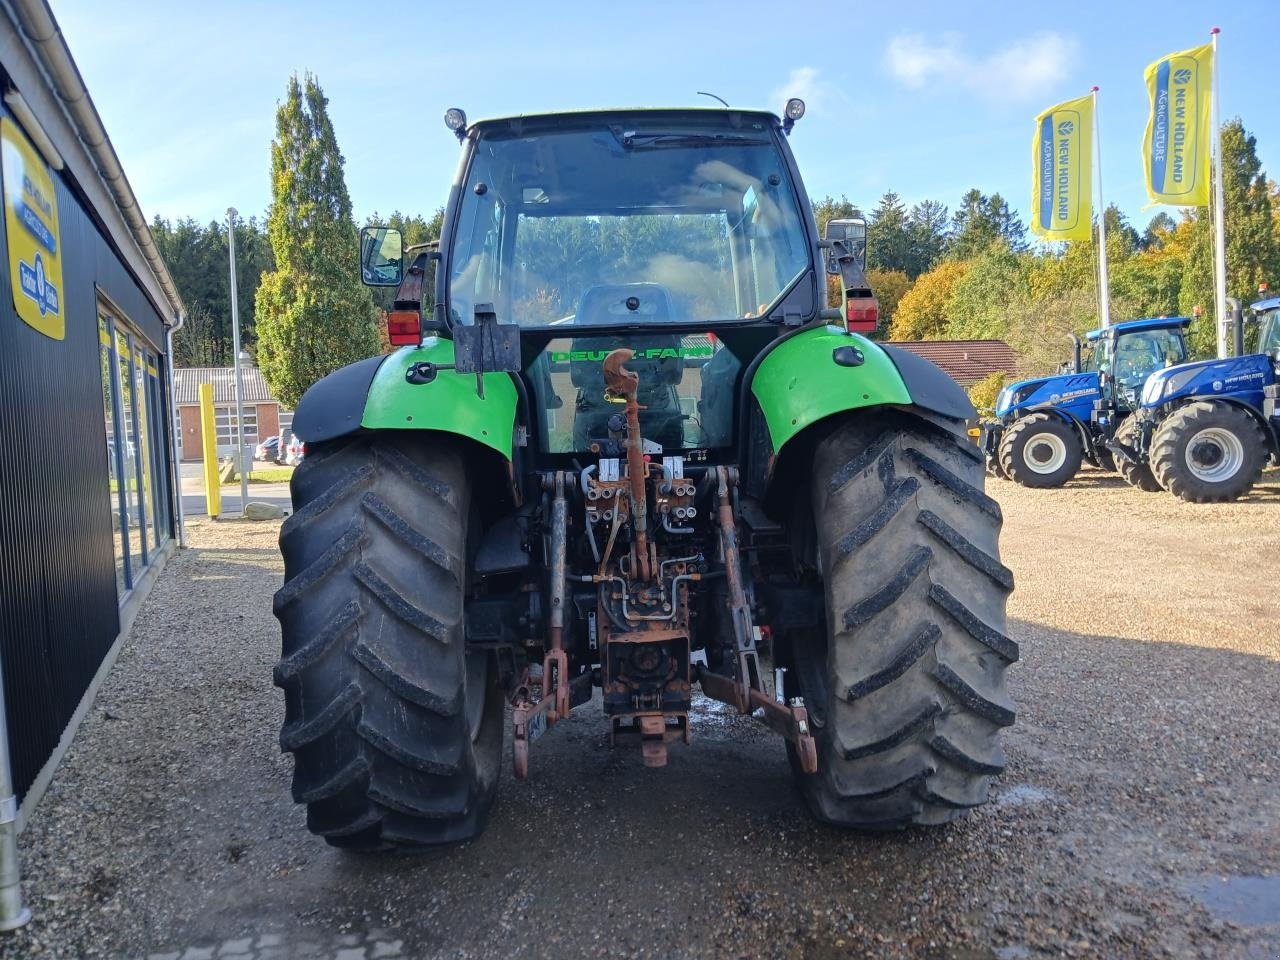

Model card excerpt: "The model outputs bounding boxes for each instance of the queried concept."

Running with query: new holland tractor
[272,102,1016,849]
[1115,298,1280,502]
[982,317,1189,489]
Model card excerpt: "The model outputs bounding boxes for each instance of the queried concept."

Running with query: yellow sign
[199,382,221,518]
[1142,43,1213,206]
[1031,94,1093,242]
[2,117,64,339]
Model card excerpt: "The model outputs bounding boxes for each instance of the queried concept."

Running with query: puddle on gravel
[995,783,1055,807]
[1186,874,1280,927]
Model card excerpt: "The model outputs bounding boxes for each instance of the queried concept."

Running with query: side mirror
[824,218,867,271]
[823,218,877,333]
[360,226,404,286]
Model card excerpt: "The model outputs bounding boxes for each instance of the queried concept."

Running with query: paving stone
[369,940,404,959]
[254,935,283,949]
[217,938,253,956]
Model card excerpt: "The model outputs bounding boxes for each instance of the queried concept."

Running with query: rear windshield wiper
[609,128,769,149]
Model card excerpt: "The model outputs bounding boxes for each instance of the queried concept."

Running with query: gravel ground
[3,467,1279,959]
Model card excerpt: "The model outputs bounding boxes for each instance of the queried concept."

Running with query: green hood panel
[362,338,519,459]
[751,326,912,451]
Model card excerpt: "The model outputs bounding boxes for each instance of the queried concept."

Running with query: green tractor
[273,102,1015,848]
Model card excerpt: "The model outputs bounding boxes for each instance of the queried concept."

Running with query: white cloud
[770,66,839,116]
[884,32,1078,102]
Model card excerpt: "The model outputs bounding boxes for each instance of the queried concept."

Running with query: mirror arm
[830,239,871,293]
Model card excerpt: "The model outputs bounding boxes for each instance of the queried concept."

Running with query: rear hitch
[699,465,819,772]
[512,472,572,780]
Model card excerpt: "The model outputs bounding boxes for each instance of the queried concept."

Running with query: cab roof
[1084,316,1191,340]
[468,107,783,131]
[1251,296,1280,311]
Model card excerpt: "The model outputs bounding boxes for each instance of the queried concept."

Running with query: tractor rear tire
[789,413,1017,829]
[272,433,504,850]
[1150,401,1268,503]
[1112,416,1161,492]
[998,412,1082,488]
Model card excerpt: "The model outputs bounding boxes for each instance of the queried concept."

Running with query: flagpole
[1210,26,1228,357]
[1092,86,1110,328]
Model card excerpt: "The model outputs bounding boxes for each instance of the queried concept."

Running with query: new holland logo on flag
[1142,43,1212,206]
[1031,94,1092,241]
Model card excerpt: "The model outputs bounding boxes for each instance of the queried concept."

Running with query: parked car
[254,436,282,463]
[285,434,305,465]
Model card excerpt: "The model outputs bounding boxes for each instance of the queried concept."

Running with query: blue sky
[54,0,1279,237]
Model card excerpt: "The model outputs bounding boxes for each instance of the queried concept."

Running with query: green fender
[751,326,913,452]
[362,337,519,459]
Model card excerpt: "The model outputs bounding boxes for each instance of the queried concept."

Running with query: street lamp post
[227,207,249,514]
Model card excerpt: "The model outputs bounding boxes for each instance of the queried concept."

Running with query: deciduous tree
[888,260,970,341]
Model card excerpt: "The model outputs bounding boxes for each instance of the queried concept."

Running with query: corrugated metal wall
[0,104,174,802]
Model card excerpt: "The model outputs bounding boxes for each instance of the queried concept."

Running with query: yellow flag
[1031,94,1093,241]
[1142,42,1213,206]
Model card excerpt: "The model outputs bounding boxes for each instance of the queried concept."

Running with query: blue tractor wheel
[1150,401,1268,503]
[997,413,1082,488]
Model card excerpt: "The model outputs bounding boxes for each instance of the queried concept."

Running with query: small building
[0,3,184,829]
[885,339,1020,388]
[173,363,292,460]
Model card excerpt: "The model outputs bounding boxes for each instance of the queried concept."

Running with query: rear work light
[387,310,421,345]
[845,294,879,333]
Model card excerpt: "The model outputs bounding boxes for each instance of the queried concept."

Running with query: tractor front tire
[273,433,504,850]
[789,413,1017,828]
[998,412,1082,488]
[1112,416,1161,492]
[1150,401,1268,503]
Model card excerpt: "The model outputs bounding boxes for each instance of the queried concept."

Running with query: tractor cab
[1084,317,1190,410]
[1249,297,1280,359]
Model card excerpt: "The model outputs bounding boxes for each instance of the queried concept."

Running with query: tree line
[814,118,1277,372]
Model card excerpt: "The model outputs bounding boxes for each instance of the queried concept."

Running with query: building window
[99,304,170,599]
[214,406,257,444]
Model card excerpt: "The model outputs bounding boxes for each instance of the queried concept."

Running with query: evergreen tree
[1103,205,1140,256]
[153,214,274,366]
[810,195,860,236]
[906,199,950,277]
[255,73,379,408]
[950,189,1027,259]
[867,192,912,275]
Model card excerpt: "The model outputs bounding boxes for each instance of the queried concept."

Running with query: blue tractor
[983,317,1190,489]
[1119,298,1280,502]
